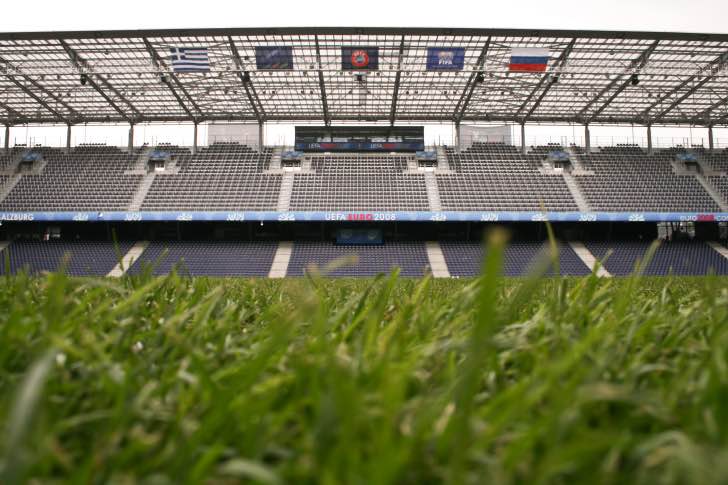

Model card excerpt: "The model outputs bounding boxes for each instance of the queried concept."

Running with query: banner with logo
[426,47,465,71]
[342,47,379,70]
[255,46,294,70]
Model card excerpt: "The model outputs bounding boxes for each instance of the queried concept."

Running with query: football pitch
[1,243,727,483]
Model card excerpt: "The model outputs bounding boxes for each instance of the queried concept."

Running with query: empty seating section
[287,242,429,277]
[585,240,728,276]
[708,176,728,203]
[438,143,578,211]
[576,145,718,211]
[141,143,281,210]
[289,154,429,210]
[127,241,278,276]
[440,241,591,277]
[0,240,133,276]
[0,145,143,211]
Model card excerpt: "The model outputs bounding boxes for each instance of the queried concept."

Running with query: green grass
[0,241,727,483]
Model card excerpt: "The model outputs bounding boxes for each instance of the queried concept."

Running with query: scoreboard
[295,126,425,152]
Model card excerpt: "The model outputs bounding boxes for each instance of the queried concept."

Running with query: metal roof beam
[0,56,78,123]
[228,37,265,124]
[693,93,728,125]
[4,27,728,43]
[580,40,660,123]
[142,38,203,121]
[519,38,577,123]
[314,35,330,126]
[640,50,728,121]
[389,36,406,126]
[454,37,491,122]
[59,40,139,123]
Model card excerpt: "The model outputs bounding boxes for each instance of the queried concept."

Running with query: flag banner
[255,46,294,70]
[342,47,379,70]
[169,47,210,72]
[509,47,550,72]
[426,47,465,71]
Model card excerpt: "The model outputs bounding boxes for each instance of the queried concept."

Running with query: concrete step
[562,172,591,212]
[276,173,295,212]
[269,241,293,278]
[436,146,451,171]
[107,241,149,277]
[0,174,22,203]
[424,172,442,212]
[568,241,611,277]
[694,174,728,211]
[425,241,450,278]
[707,241,728,262]
[128,173,157,211]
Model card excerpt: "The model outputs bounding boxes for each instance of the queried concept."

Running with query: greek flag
[170,47,210,73]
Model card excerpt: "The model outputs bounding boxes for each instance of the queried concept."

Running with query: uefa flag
[509,48,550,72]
[170,47,210,73]
[342,47,379,70]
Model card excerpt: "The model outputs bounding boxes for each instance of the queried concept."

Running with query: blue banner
[342,47,378,70]
[2,211,727,223]
[426,47,465,71]
[336,229,383,245]
[255,46,294,70]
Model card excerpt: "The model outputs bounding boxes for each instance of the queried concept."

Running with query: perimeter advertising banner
[342,47,379,70]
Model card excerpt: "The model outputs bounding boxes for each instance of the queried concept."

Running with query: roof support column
[646,124,653,154]
[584,124,591,153]
[128,124,134,153]
[520,122,526,154]
[454,121,461,149]
[192,122,198,155]
[4,125,9,151]
[66,124,72,154]
[708,125,714,151]
[258,122,264,150]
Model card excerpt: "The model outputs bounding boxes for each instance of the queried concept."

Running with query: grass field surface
[0,236,727,483]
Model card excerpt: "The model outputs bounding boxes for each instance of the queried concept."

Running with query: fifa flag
[509,48,550,72]
[170,47,210,73]
[342,47,379,70]
[426,47,465,71]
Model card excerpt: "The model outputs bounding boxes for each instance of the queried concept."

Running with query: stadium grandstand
[1,26,728,277]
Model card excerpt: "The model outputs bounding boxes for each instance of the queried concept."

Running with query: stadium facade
[1,27,728,277]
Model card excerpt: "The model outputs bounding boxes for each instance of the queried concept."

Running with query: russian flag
[509,48,550,72]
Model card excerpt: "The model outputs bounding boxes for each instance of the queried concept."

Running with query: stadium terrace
[0,27,727,277]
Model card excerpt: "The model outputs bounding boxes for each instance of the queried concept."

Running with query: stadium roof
[1,27,728,127]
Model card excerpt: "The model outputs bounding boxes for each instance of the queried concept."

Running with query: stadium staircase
[108,241,150,277]
[0,174,22,204]
[0,241,9,254]
[128,174,157,211]
[561,172,591,212]
[424,172,443,211]
[277,173,294,211]
[269,147,283,170]
[425,241,450,278]
[568,241,611,277]
[436,146,451,171]
[268,241,293,278]
[707,241,728,262]
[694,174,728,211]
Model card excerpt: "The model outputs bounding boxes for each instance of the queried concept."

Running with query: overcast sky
[3,0,727,147]
[2,0,727,34]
